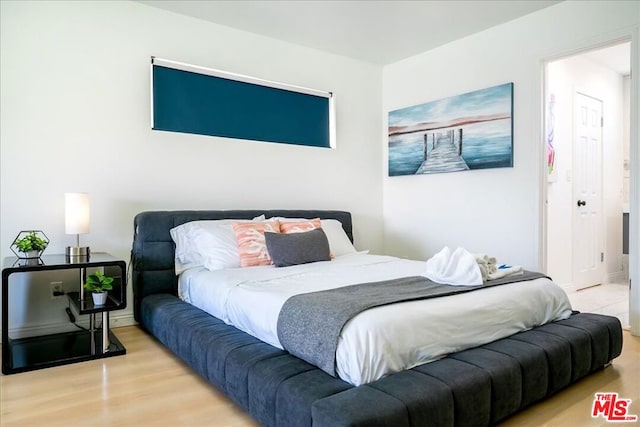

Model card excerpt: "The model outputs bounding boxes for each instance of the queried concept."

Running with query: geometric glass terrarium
[11,230,50,259]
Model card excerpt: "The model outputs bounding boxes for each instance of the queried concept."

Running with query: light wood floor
[1,326,638,426]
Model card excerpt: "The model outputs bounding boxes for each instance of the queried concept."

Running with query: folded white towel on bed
[423,246,483,286]
[488,265,523,281]
[474,253,498,280]
[474,254,497,266]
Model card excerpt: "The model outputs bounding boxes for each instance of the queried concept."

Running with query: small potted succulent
[11,230,49,259]
[83,270,114,306]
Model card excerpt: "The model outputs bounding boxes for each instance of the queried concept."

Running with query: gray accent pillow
[265,228,331,267]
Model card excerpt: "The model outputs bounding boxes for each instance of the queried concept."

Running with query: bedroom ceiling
[137,0,561,64]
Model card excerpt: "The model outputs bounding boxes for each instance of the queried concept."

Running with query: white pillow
[175,260,201,276]
[269,217,358,257]
[320,219,358,257]
[170,216,265,273]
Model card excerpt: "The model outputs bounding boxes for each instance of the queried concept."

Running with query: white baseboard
[3,312,137,342]
[110,313,137,328]
[560,282,580,293]
[558,271,628,295]
[606,271,627,284]
[7,321,76,340]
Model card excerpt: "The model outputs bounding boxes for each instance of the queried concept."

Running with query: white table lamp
[65,192,90,259]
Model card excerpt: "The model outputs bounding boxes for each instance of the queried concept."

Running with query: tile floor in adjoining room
[565,282,630,328]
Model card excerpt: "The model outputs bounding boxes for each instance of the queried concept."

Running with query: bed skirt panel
[140,294,623,427]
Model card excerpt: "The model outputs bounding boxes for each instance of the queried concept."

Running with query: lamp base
[66,246,90,261]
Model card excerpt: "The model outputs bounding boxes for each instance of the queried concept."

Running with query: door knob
[577,200,586,207]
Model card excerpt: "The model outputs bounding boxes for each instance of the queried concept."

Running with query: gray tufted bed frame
[131,210,623,426]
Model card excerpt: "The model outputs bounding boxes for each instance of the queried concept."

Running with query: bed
[131,209,623,426]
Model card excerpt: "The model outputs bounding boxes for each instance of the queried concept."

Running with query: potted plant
[11,230,49,259]
[83,270,114,306]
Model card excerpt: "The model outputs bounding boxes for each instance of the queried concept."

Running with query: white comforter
[178,254,572,386]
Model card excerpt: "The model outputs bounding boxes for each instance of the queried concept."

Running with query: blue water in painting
[388,120,512,176]
[388,133,425,176]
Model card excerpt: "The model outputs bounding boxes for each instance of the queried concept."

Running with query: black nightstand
[2,253,127,375]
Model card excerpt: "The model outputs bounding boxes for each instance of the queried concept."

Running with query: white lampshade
[65,193,90,235]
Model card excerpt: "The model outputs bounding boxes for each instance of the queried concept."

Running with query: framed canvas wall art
[388,83,514,176]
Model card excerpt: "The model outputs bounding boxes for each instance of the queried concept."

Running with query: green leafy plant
[83,271,114,294]
[13,231,48,253]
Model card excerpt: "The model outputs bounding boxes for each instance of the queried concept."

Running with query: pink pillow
[280,218,321,234]
[280,218,335,258]
[232,220,280,267]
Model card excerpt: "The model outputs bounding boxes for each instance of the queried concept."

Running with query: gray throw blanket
[277,271,547,377]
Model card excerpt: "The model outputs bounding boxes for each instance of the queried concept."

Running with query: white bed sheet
[178,253,572,386]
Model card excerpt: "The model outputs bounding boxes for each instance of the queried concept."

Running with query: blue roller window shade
[152,60,332,148]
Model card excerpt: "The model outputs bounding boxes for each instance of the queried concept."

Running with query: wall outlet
[50,281,64,299]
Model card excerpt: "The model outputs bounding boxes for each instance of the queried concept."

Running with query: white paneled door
[573,92,604,290]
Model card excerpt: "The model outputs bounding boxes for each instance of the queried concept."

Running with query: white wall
[0,1,383,334]
[382,1,638,267]
[2,1,639,337]
[382,0,640,333]
[546,54,626,287]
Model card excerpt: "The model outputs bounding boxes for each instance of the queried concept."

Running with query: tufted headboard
[130,210,353,323]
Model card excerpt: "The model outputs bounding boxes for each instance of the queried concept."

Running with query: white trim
[559,282,580,294]
[150,57,154,129]
[560,277,626,295]
[109,313,137,328]
[329,95,337,149]
[607,271,627,284]
[539,60,549,274]
[2,313,136,342]
[151,57,332,99]
[629,27,639,335]
[7,321,74,340]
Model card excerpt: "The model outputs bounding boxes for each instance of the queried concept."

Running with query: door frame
[540,33,638,335]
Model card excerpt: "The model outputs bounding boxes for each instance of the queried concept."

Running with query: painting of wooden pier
[388,83,513,176]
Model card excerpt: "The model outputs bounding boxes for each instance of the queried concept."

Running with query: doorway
[544,41,631,326]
